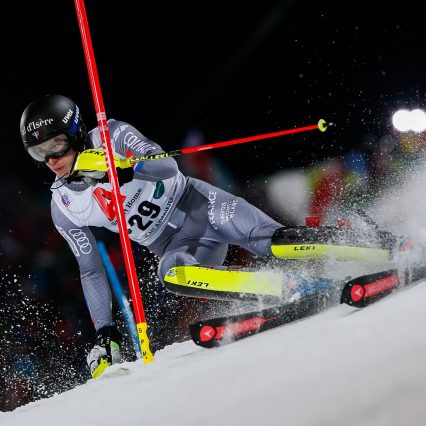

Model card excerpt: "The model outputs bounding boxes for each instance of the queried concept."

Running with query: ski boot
[87,325,122,378]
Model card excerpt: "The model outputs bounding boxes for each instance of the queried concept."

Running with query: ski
[165,264,339,303]
[271,223,395,262]
[189,264,426,348]
[189,288,341,348]
[340,265,426,308]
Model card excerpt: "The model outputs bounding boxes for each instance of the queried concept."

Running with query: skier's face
[45,148,77,178]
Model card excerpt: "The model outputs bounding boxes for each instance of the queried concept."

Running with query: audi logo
[69,229,92,254]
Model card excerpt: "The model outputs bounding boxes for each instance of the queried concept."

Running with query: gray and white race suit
[51,119,282,330]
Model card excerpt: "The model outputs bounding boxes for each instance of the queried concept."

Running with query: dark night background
[4,0,426,183]
[2,0,426,411]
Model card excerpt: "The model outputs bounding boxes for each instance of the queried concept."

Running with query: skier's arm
[51,201,114,331]
[110,120,179,182]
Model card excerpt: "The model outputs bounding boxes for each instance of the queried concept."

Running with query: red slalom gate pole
[74,0,153,363]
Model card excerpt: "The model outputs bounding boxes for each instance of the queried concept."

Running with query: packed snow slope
[4,152,426,425]
[2,279,426,426]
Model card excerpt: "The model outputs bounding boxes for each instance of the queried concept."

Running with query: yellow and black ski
[164,265,340,304]
[164,265,285,303]
[271,225,394,262]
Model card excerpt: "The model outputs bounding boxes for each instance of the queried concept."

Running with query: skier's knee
[158,252,198,288]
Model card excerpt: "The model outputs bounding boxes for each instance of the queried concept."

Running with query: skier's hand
[70,148,134,186]
[78,167,134,186]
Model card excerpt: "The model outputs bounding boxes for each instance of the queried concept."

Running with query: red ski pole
[74,0,154,364]
[181,120,328,154]
[72,119,330,174]
[128,119,329,162]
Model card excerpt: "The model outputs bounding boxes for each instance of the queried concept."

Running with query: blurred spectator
[265,169,310,225]
[264,130,426,226]
[307,158,346,221]
[178,129,239,194]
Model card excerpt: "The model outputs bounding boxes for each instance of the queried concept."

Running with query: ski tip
[91,358,111,379]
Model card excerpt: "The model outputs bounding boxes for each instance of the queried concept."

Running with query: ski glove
[87,325,122,378]
[77,167,134,187]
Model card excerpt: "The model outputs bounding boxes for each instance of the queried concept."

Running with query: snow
[5,128,426,425]
[2,279,426,426]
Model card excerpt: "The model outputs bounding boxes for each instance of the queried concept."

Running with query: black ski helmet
[20,94,89,160]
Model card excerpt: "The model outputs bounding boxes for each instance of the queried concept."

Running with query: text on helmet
[25,118,54,133]
[62,108,74,124]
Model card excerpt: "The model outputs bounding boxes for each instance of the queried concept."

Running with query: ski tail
[189,289,340,348]
[189,306,284,348]
[340,269,400,307]
[340,265,426,308]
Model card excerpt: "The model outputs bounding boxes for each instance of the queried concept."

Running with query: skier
[20,94,294,377]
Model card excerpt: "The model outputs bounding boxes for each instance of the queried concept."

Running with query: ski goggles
[27,134,71,163]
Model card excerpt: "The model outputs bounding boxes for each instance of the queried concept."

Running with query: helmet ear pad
[71,121,90,152]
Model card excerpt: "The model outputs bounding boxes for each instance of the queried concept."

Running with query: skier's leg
[158,237,228,285]
[178,177,284,258]
[150,177,287,297]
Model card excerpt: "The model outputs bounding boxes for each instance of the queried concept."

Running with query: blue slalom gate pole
[97,240,142,359]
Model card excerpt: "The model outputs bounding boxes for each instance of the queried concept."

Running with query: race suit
[51,119,282,330]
